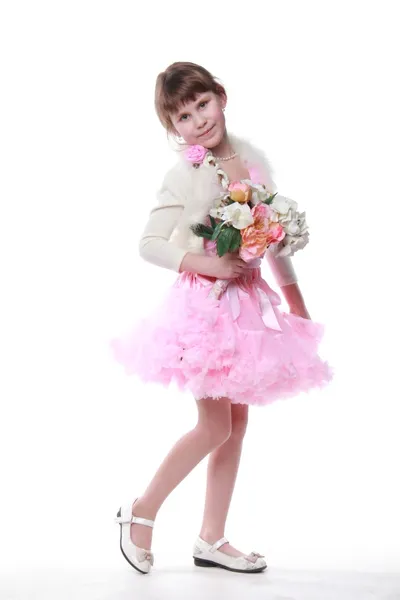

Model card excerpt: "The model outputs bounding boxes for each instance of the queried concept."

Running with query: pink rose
[184,144,208,164]
[228,181,252,204]
[228,182,250,193]
[266,222,285,245]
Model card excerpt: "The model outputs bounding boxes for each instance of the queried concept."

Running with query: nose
[193,111,207,129]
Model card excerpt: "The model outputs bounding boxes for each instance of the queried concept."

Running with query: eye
[180,113,189,122]
[199,101,208,108]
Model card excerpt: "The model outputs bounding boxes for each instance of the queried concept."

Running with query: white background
[1,0,399,583]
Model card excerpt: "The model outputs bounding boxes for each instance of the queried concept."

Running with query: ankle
[133,496,158,521]
[199,530,225,544]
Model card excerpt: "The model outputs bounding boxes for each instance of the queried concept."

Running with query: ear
[219,92,228,111]
[220,93,227,111]
[215,84,227,110]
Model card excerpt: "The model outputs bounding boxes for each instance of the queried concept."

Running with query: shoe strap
[209,537,229,553]
[131,515,154,528]
[114,513,155,528]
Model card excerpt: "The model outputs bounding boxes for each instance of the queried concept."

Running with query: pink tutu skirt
[110,261,333,406]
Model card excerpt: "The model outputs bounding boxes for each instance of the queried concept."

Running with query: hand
[207,253,247,280]
[289,304,311,320]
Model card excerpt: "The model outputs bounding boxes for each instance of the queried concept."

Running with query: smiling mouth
[199,125,214,138]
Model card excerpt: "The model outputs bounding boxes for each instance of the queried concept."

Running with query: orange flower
[239,203,276,261]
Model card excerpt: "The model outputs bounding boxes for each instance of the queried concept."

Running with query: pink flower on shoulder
[184,144,208,164]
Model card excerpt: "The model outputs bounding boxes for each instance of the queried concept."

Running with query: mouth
[199,124,215,138]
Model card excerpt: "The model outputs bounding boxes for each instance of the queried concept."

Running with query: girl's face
[170,91,227,148]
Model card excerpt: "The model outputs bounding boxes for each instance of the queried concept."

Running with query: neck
[210,130,234,159]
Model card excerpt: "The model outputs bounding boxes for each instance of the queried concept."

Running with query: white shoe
[193,536,267,573]
[115,499,155,574]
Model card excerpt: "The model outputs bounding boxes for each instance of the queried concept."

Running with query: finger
[233,258,246,266]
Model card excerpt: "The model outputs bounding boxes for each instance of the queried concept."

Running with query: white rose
[291,233,309,251]
[283,212,308,236]
[242,180,270,204]
[286,221,301,236]
[271,195,298,215]
[279,210,308,235]
[279,210,294,226]
[275,231,310,257]
[296,212,308,235]
[254,190,270,204]
[221,202,254,230]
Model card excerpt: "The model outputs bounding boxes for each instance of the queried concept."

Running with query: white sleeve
[138,176,188,273]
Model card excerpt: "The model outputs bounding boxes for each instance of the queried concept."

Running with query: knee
[229,410,249,442]
[196,416,232,449]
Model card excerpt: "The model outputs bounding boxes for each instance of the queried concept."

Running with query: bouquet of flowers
[190,180,309,299]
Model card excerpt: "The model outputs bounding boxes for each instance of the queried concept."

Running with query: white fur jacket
[139,133,298,287]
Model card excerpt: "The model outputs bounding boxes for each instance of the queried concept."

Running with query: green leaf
[217,227,234,256]
[211,221,226,241]
[229,228,242,252]
[263,192,278,205]
[209,215,217,229]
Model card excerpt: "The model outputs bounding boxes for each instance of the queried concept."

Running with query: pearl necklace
[213,151,238,162]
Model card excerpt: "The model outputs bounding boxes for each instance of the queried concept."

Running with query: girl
[111,62,333,575]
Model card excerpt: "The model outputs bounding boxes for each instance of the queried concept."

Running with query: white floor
[2,565,400,600]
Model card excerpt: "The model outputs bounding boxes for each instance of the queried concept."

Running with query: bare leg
[130,397,232,551]
[199,402,249,557]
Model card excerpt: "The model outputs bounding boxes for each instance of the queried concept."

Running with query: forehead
[173,91,212,116]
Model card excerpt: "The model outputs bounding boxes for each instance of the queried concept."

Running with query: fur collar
[175,131,277,191]
[167,133,277,253]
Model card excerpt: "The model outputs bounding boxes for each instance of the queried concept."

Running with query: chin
[203,127,223,149]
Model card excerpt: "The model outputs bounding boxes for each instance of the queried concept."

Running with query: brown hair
[155,62,226,134]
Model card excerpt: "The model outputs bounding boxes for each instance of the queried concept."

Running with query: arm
[280,283,311,319]
[252,157,311,318]
[139,203,225,276]
[139,173,216,276]
[265,249,311,319]
[138,201,188,272]
[138,168,189,272]
[179,252,215,275]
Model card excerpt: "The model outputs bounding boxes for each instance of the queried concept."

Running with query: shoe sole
[193,556,267,573]
[116,508,149,575]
